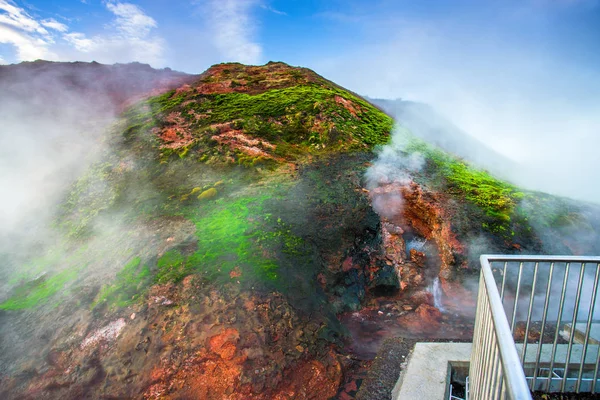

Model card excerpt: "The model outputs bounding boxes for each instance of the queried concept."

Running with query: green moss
[148,182,306,286]
[0,267,80,310]
[516,191,592,231]
[125,80,392,165]
[146,90,186,114]
[8,243,91,286]
[92,257,151,308]
[156,250,191,284]
[255,216,304,256]
[118,65,393,168]
[189,194,280,282]
[405,136,522,235]
[182,85,391,148]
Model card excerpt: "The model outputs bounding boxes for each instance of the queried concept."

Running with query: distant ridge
[0,60,197,113]
[368,97,522,180]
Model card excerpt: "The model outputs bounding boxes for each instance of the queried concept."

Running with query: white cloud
[261,4,287,16]
[0,0,60,61]
[0,22,56,60]
[62,1,165,66]
[0,0,48,34]
[63,32,93,52]
[41,18,68,33]
[206,0,262,64]
[0,0,164,66]
[106,1,156,37]
[0,54,5,64]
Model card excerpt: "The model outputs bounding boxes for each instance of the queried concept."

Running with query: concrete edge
[391,344,416,399]
[391,342,472,400]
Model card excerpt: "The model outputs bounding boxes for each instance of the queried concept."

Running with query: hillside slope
[0,61,393,399]
[1,61,599,400]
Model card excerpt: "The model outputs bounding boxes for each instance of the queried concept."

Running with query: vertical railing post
[471,255,600,398]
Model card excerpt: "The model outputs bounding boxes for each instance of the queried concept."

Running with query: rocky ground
[351,337,415,400]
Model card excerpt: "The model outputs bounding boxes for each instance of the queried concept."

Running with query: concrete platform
[391,342,472,400]
[391,341,600,399]
[562,322,600,345]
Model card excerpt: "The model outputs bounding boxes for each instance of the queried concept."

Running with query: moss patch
[186,193,283,283]
[121,63,393,164]
[0,267,81,310]
[156,250,190,284]
[92,257,151,308]
[58,162,120,238]
[183,85,392,148]
[197,187,218,200]
[405,136,523,236]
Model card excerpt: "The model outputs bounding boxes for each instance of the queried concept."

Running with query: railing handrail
[480,255,533,400]
[476,254,600,397]
[483,255,600,263]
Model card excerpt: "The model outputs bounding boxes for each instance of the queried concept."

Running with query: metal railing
[469,255,532,400]
[469,255,600,399]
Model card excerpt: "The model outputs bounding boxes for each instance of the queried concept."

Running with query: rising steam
[365,125,424,219]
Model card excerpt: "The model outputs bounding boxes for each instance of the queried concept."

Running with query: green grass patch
[405,136,523,235]
[0,267,81,310]
[92,257,152,309]
[122,80,393,163]
[183,84,392,148]
[156,250,191,284]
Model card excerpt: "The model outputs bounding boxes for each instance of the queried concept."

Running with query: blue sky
[1,1,598,76]
[1,0,600,201]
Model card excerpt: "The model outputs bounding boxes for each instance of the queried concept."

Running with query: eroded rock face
[381,222,406,281]
[367,179,466,295]
[399,182,466,279]
[325,177,468,314]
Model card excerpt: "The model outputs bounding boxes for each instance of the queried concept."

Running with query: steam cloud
[0,68,114,261]
[365,126,424,219]
[312,2,600,205]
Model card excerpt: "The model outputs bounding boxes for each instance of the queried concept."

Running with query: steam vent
[2,61,600,399]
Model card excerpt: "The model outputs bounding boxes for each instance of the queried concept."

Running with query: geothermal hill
[1,61,600,399]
